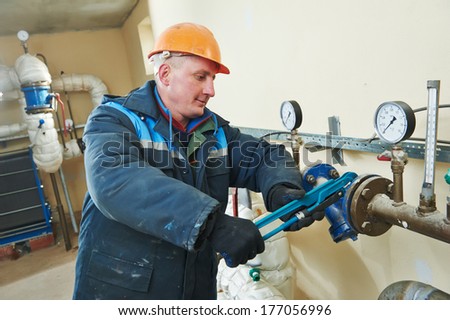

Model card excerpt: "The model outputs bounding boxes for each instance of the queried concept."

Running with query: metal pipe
[239,188,252,210]
[446,169,450,221]
[49,172,72,251]
[379,280,450,300]
[290,129,300,167]
[369,193,450,243]
[58,167,78,233]
[391,146,406,204]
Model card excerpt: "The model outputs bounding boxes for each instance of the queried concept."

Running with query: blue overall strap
[103,101,151,140]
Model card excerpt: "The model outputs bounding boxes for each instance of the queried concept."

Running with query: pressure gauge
[374,101,416,144]
[280,100,302,130]
[17,30,29,42]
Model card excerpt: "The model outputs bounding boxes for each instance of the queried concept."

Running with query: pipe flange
[349,176,393,236]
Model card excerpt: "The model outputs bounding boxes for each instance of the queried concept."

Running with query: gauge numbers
[374,101,415,144]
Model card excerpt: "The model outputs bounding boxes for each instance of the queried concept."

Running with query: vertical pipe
[291,129,300,168]
[419,80,439,213]
[446,169,450,221]
[50,173,72,251]
[58,167,78,233]
[391,146,405,204]
[231,188,238,217]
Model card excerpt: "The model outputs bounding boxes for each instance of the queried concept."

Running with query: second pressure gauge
[280,100,302,131]
[374,101,416,144]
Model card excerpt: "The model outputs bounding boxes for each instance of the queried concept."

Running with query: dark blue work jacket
[73,81,302,299]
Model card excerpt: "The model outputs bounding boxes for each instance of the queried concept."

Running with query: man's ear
[158,64,171,86]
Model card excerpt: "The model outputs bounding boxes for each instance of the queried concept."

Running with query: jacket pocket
[86,250,153,292]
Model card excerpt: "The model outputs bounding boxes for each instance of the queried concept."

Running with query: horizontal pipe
[0,123,85,142]
[369,194,450,243]
[379,280,450,300]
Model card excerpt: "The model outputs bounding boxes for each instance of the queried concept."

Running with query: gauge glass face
[280,101,301,130]
[375,103,409,143]
[17,30,29,41]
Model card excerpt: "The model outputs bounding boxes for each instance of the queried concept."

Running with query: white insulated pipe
[1,59,108,162]
[52,73,108,107]
[14,54,62,173]
[217,195,294,300]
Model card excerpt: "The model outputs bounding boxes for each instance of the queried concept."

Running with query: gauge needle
[382,116,397,133]
[285,111,291,122]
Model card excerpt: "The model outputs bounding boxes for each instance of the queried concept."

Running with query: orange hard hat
[148,22,230,74]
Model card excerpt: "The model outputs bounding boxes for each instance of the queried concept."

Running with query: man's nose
[203,79,215,97]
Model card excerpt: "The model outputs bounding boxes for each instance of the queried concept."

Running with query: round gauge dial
[374,101,416,144]
[17,30,29,42]
[280,100,302,130]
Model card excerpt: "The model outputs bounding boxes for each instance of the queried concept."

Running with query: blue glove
[208,214,265,268]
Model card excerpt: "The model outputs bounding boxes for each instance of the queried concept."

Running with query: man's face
[161,55,218,127]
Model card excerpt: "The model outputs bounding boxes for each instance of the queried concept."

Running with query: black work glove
[208,214,265,268]
[268,184,306,212]
[268,184,323,231]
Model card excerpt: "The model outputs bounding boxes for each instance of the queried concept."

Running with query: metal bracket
[236,126,450,164]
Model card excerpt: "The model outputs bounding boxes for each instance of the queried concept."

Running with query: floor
[0,222,79,300]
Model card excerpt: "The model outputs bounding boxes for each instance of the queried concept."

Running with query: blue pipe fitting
[302,164,358,243]
[21,81,52,113]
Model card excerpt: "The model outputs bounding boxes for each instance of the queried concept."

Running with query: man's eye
[194,74,206,81]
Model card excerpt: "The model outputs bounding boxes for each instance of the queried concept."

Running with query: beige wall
[148,0,450,299]
[122,0,153,88]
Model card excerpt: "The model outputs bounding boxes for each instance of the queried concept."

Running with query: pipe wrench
[255,171,357,240]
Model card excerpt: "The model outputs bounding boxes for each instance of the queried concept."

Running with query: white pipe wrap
[217,264,285,300]
[52,73,108,107]
[26,112,62,173]
[0,123,27,138]
[15,54,52,84]
[0,65,20,91]
[3,54,107,169]
[218,196,294,299]
[63,139,82,159]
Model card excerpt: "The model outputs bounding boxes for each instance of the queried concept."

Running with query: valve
[249,268,261,282]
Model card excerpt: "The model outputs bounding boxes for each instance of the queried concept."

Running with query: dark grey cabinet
[0,149,52,246]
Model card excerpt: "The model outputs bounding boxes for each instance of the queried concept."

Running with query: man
[73,22,308,300]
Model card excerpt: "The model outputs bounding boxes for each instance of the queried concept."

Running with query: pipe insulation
[217,194,294,300]
[15,53,52,84]
[13,54,62,173]
[0,65,20,91]
[52,73,108,107]
[0,122,27,138]
[25,112,62,173]
[0,68,26,138]
[2,55,108,164]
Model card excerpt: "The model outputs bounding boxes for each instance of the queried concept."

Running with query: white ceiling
[0,0,140,37]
